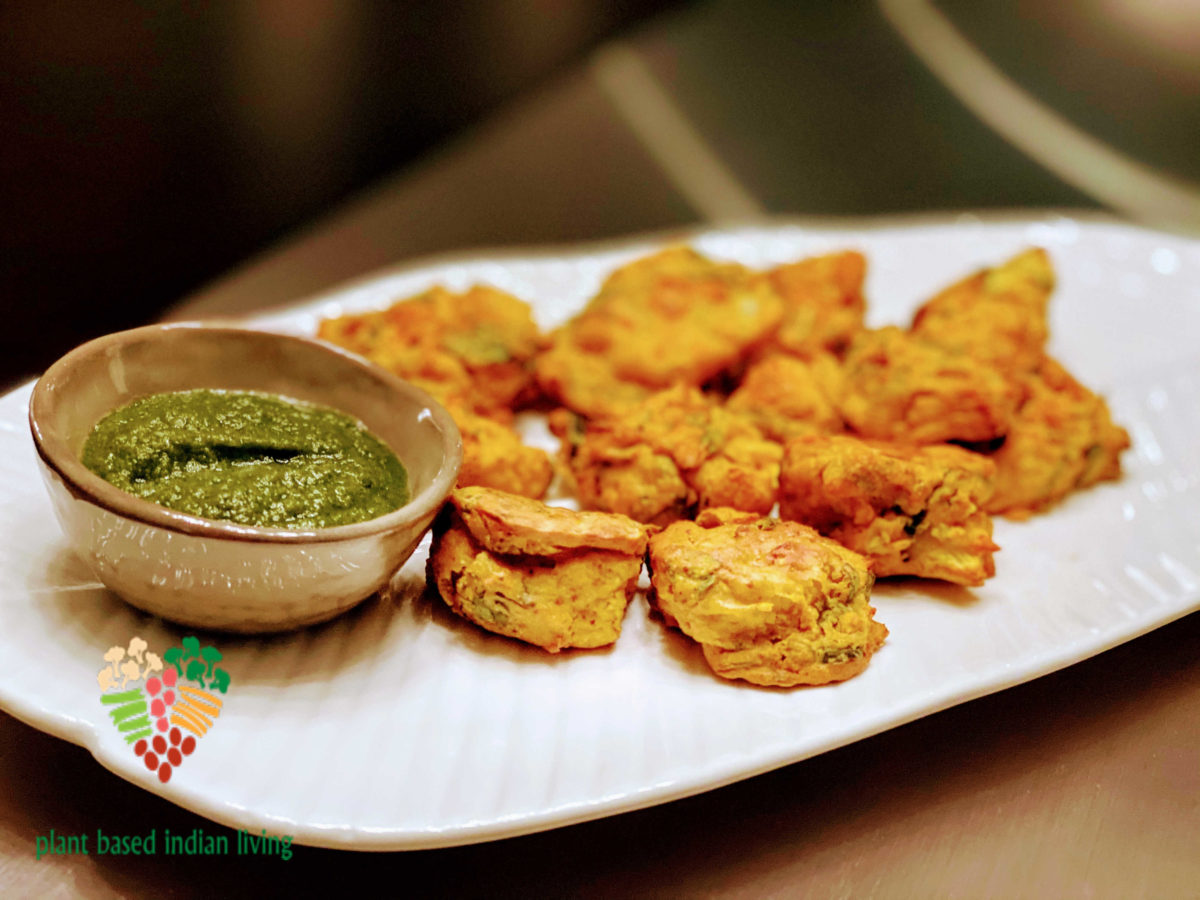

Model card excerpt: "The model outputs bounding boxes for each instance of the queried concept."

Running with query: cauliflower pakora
[725,352,844,443]
[759,250,867,358]
[428,487,648,653]
[555,385,782,526]
[838,327,1021,444]
[984,356,1130,519]
[911,247,1053,376]
[317,284,545,418]
[647,508,886,686]
[535,247,784,418]
[779,434,998,586]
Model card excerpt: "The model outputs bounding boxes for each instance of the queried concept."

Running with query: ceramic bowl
[28,323,462,633]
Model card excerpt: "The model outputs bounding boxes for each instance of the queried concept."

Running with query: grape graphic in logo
[97,636,231,784]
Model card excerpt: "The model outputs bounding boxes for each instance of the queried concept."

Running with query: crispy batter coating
[779,435,998,586]
[450,405,554,499]
[451,485,647,556]
[317,284,545,417]
[428,488,648,653]
[838,327,1021,443]
[555,385,782,526]
[726,353,844,442]
[647,509,886,686]
[985,357,1130,519]
[317,286,552,497]
[535,247,784,418]
[911,248,1053,375]
[760,250,867,358]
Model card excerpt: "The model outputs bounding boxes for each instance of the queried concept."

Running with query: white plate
[2,214,1198,850]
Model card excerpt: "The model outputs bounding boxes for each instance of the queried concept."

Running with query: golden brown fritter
[450,485,648,556]
[428,487,648,653]
[759,250,867,358]
[985,356,1130,519]
[535,247,784,418]
[838,327,1022,444]
[779,435,998,586]
[647,509,886,686]
[450,405,554,499]
[726,352,844,443]
[911,248,1053,376]
[317,286,553,497]
[317,284,545,418]
[555,385,782,526]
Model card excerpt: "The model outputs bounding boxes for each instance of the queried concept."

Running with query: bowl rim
[28,322,463,544]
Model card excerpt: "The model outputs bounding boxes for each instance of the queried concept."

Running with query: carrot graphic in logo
[98,636,231,784]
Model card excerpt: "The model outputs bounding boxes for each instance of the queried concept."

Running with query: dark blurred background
[0,0,680,383]
[3,0,1198,386]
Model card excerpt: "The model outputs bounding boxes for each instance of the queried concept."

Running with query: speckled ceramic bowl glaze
[28,323,462,633]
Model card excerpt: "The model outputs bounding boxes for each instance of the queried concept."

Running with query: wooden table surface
[4,15,1199,896]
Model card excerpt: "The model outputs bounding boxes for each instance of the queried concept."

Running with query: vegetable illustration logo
[97,636,231,784]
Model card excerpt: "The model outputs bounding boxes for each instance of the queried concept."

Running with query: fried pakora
[317,287,553,498]
[535,247,784,418]
[725,352,844,442]
[911,247,1053,375]
[647,508,886,686]
[555,385,782,526]
[759,250,867,358]
[428,487,648,653]
[838,327,1021,444]
[317,284,545,418]
[984,356,1130,519]
[779,435,998,586]
[450,405,555,499]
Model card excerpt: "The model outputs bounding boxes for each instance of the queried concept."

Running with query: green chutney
[81,390,409,529]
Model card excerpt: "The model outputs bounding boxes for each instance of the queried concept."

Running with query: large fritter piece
[648,508,886,686]
[725,353,844,443]
[428,487,648,653]
[838,327,1022,443]
[986,357,1130,519]
[535,247,784,418]
[911,247,1053,375]
[556,385,782,526]
[779,435,999,586]
[317,286,553,498]
[759,250,867,358]
[317,284,545,417]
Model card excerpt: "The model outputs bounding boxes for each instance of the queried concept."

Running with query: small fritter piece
[760,250,867,358]
[986,357,1130,519]
[911,248,1054,375]
[838,327,1022,443]
[451,405,554,499]
[779,435,998,586]
[647,509,886,686]
[428,487,648,653]
[726,353,844,443]
[556,385,782,526]
[535,247,784,418]
[317,285,545,417]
